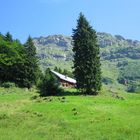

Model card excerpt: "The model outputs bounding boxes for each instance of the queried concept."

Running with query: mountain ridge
[33,32,140,92]
[33,32,140,48]
[33,32,140,61]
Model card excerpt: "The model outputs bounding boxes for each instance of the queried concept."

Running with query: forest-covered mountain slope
[33,32,140,92]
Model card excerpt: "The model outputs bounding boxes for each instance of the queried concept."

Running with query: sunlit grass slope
[0,87,140,140]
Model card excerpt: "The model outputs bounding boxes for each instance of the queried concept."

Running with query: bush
[127,84,140,93]
[102,77,113,85]
[38,69,62,96]
[0,113,9,120]
[1,82,16,88]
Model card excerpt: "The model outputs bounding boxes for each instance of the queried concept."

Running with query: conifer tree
[24,36,39,88]
[38,68,62,96]
[54,66,59,72]
[5,32,13,42]
[72,13,101,95]
[58,67,62,73]
[0,34,27,86]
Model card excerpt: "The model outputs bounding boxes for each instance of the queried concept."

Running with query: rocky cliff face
[33,32,140,61]
[33,32,140,92]
[98,32,140,48]
[34,35,73,48]
[34,32,140,49]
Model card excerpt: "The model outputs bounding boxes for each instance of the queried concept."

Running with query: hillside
[33,33,140,92]
[0,87,140,140]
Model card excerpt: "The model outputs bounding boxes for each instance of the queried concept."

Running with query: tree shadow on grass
[58,90,82,96]
[30,89,82,101]
[31,88,83,99]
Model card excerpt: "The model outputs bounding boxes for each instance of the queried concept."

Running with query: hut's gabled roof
[51,70,76,84]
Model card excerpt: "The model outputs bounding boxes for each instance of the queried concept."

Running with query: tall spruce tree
[5,32,13,42]
[72,13,101,95]
[24,36,39,88]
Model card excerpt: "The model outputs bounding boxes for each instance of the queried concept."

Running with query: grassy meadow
[0,87,140,140]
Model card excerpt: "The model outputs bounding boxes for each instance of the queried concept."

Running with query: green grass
[0,87,140,140]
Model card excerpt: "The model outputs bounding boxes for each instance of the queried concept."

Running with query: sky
[0,0,140,43]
